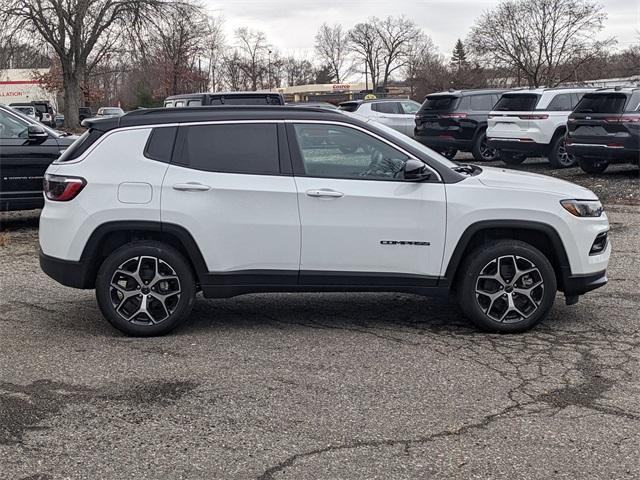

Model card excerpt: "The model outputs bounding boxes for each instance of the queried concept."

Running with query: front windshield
[363,118,458,168]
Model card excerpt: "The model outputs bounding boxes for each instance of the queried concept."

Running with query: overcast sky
[204,0,639,61]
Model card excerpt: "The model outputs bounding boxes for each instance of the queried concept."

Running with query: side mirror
[28,124,48,141]
[403,159,431,181]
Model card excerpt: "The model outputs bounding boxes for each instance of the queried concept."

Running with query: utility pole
[268,49,272,92]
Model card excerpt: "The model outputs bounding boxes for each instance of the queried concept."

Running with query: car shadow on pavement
[0,210,40,232]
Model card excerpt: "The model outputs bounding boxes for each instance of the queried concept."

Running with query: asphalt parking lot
[1,159,639,479]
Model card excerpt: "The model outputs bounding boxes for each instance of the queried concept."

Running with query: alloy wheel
[480,138,498,161]
[109,256,181,325]
[475,255,544,323]
[557,139,575,167]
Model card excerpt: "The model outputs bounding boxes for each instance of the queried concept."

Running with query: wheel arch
[442,220,571,292]
[551,125,567,141]
[79,221,208,289]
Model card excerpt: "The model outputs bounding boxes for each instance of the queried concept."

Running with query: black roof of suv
[164,91,284,107]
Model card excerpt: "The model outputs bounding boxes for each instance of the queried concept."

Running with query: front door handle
[172,182,211,192]
[306,189,344,198]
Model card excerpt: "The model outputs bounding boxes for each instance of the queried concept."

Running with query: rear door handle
[306,189,344,198]
[172,182,211,192]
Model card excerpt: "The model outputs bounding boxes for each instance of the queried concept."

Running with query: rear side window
[57,129,104,162]
[187,100,202,106]
[625,92,640,112]
[371,102,401,114]
[546,93,573,111]
[469,94,495,111]
[144,127,177,163]
[174,123,279,174]
[494,94,539,111]
[420,96,458,112]
[574,94,627,114]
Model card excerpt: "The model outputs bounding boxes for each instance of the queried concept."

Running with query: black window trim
[169,120,288,177]
[284,120,441,183]
[143,126,178,163]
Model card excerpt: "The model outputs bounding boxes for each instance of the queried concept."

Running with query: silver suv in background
[339,99,422,137]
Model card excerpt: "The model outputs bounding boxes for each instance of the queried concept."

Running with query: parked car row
[411,86,639,174]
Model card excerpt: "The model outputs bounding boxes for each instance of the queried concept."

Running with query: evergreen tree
[451,39,469,70]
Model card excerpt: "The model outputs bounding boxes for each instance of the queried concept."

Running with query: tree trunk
[62,65,83,130]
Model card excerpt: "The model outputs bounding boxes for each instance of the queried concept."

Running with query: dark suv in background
[164,91,284,107]
[413,89,506,161]
[566,87,640,173]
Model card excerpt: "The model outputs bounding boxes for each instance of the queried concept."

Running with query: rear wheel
[439,147,458,160]
[501,152,527,165]
[548,135,576,168]
[458,240,557,333]
[472,131,500,162]
[95,241,196,336]
[578,157,609,174]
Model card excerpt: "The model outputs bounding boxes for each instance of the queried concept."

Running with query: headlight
[560,199,604,217]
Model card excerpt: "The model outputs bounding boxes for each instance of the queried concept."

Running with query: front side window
[174,123,280,175]
[0,108,29,139]
[293,124,409,180]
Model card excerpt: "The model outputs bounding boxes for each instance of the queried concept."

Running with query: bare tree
[205,14,225,91]
[469,0,613,87]
[403,33,448,99]
[376,16,421,91]
[348,21,382,91]
[284,56,315,86]
[0,0,178,128]
[314,23,352,83]
[235,27,270,91]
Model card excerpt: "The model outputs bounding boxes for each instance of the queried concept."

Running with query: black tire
[501,152,527,165]
[472,130,500,162]
[439,147,458,160]
[578,157,609,174]
[458,240,557,333]
[95,241,196,336]
[548,135,576,168]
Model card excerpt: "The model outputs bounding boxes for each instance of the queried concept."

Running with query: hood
[476,166,597,199]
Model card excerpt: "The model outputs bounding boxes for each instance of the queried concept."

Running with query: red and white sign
[332,84,351,91]
[0,69,56,107]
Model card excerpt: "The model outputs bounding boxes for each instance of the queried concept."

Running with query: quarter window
[400,101,420,114]
[470,94,494,111]
[546,93,573,111]
[293,124,409,180]
[174,123,280,175]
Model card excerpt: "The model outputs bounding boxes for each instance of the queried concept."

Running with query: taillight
[605,116,640,123]
[43,174,86,201]
[439,113,467,119]
[518,114,549,120]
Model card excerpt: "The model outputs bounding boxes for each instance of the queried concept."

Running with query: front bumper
[562,269,608,296]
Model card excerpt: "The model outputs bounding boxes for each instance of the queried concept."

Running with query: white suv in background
[40,106,610,337]
[487,88,594,168]
[338,99,422,137]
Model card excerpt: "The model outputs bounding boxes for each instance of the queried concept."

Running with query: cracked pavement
[1,160,639,479]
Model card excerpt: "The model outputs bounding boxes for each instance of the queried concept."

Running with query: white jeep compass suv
[39,106,610,336]
[487,88,594,168]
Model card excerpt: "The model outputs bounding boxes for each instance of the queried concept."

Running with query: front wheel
[548,135,576,168]
[95,241,196,336]
[578,157,609,174]
[501,152,527,165]
[458,240,557,333]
